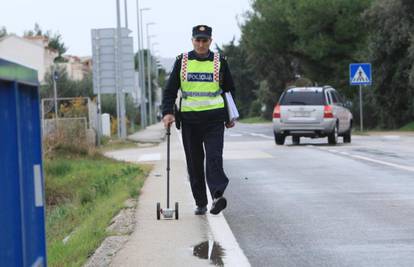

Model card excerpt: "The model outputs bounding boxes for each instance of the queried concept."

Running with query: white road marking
[382,135,401,140]
[316,147,414,173]
[349,154,414,172]
[207,212,250,266]
[249,132,273,139]
[175,128,251,267]
[227,133,243,137]
[137,153,161,162]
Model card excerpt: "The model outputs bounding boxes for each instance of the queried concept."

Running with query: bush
[248,100,262,117]
[43,119,91,158]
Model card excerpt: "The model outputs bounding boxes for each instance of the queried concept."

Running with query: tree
[24,23,68,62]
[41,66,93,99]
[47,33,68,62]
[285,0,372,88]
[363,0,414,128]
[241,0,296,89]
[222,0,373,120]
[218,40,257,118]
[24,23,43,37]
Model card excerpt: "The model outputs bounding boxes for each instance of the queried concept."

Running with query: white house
[0,35,58,83]
[59,55,92,81]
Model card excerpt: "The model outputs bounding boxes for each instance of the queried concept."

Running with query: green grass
[352,129,370,136]
[239,116,271,123]
[44,151,149,267]
[399,122,414,131]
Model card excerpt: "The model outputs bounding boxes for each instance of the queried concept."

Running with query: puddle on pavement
[193,240,225,266]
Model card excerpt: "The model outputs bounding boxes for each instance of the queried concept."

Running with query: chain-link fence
[41,97,98,152]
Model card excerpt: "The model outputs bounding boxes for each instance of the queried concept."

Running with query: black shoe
[210,197,227,215]
[195,206,207,215]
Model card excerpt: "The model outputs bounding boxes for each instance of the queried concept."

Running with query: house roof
[0,34,45,48]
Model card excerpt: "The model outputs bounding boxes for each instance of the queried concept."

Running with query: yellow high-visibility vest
[180,52,224,112]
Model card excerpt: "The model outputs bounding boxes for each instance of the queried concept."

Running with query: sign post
[91,28,135,139]
[53,66,59,130]
[359,84,363,132]
[349,63,372,132]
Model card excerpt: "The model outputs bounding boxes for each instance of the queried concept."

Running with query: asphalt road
[222,123,414,267]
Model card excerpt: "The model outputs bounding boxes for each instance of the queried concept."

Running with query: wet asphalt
[222,123,414,267]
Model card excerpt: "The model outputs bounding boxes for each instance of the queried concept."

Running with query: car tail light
[324,105,333,118]
[273,104,281,118]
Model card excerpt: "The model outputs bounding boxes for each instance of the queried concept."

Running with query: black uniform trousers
[181,120,229,207]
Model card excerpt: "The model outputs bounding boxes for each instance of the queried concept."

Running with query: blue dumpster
[0,59,47,266]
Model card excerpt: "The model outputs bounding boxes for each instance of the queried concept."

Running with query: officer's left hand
[225,121,235,128]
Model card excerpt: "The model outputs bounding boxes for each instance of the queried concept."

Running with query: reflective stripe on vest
[181,89,223,98]
[180,52,224,112]
[181,96,224,109]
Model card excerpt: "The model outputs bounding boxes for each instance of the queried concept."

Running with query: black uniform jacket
[162,50,236,124]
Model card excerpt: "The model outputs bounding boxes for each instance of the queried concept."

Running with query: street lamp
[146,22,156,125]
[124,0,129,28]
[137,6,150,128]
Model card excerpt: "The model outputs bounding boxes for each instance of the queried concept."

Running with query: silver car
[272,86,353,145]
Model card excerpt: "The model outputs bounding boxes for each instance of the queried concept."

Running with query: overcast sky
[2,0,252,59]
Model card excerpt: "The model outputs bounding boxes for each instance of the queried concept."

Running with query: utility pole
[95,43,102,146]
[124,0,130,134]
[140,8,150,127]
[147,36,153,125]
[124,0,128,28]
[137,5,150,129]
[116,0,127,139]
[146,23,155,125]
[136,0,144,129]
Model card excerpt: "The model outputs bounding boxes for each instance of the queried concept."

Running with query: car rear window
[279,91,326,105]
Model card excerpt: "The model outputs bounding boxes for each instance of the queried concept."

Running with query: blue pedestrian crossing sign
[350,63,372,85]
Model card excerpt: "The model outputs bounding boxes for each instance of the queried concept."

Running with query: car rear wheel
[274,131,285,145]
[343,127,352,143]
[292,136,300,145]
[328,124,338,145]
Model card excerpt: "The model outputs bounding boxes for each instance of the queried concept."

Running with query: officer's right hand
[225,121,235,128]
[162,114,175,128]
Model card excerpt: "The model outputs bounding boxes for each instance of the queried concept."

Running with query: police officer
[162,25,236,215]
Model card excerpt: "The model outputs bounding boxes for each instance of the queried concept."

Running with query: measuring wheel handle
[156,202,161,220]
[175,202,179,220]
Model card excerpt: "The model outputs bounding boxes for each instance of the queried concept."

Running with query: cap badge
[199,26,205,31]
